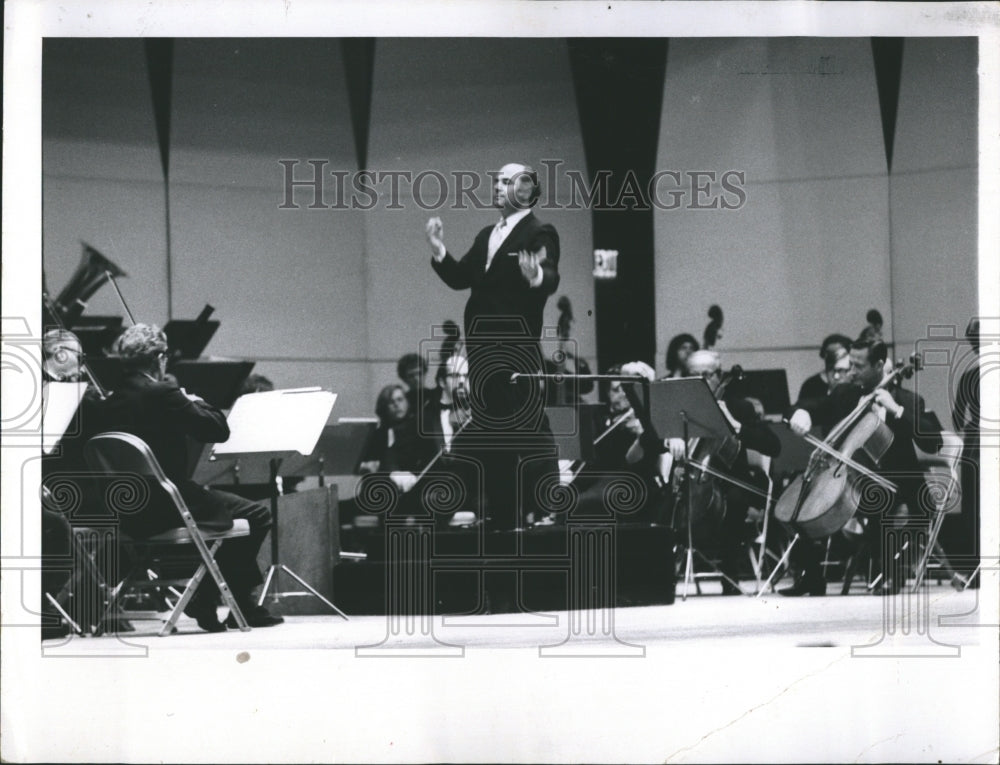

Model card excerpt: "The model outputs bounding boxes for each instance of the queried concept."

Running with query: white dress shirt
[486,207,531,271]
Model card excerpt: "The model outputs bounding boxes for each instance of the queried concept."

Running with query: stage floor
[43,581,987,652]
[30,582,997,763]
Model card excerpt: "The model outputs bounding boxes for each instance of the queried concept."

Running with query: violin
[774,353,922,539]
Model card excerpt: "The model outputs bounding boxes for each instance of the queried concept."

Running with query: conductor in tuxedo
[425,163,561,533]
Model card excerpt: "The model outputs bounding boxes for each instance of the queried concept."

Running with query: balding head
[493,162,539,215]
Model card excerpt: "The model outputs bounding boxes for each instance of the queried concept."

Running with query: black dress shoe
[226,604,284,629]
[184,599,227,633]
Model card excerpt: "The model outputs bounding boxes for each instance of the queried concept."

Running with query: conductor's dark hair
[851,336,888,366]
[665,333,700,374]
[375,383,406,422]
[819,333,852,359]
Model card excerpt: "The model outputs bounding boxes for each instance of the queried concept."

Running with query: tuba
[47,242,128,326]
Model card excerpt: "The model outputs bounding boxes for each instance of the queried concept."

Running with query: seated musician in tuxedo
[778,345,854,596]
[788,336,943,595]
[628,351,778,594]
[681,351,781,593]
[379,352,483,527]
[90,323,283,630]
[571,365,666,524]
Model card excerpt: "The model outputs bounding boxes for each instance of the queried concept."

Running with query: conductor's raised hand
[426,217,446,259]
[518,246,546,284]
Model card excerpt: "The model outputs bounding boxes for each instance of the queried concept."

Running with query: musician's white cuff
[528,268,544,288]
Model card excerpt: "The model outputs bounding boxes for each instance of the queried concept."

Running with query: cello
[774,354,922,539]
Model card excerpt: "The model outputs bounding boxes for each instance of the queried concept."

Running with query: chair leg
[159,560,211,637]
[45,592,83,636]
[198,538,250,632]
[92,541,151,636]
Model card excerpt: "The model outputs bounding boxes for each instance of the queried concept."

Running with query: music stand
[211,387,347,618]
[169,359,255,409]
[281,418,378,485]
[647,378,742,599]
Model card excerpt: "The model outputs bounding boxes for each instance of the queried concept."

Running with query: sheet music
[213,388,336,457]
[41,382,87,455]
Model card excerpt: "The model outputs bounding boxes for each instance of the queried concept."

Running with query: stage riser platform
[332,523,676,615]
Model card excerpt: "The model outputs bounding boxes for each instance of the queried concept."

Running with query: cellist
[685,351,780,593]
[787,336,943,594]
[628,350,780,593]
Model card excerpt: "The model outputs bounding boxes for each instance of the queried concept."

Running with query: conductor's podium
[333,521,676,615]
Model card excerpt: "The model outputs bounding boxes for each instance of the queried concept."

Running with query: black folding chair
[84,432,250,635]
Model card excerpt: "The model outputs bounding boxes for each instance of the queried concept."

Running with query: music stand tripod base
[258,563,348,620]
[648,379,748,599]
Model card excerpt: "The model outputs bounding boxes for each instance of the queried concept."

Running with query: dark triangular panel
[871,38,904,173]
[568,39,668,372]
[341,39,376,171]
[144,39,174,180]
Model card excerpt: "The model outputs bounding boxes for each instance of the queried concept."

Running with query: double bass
[774,354,921,539]
[548,296,593,405]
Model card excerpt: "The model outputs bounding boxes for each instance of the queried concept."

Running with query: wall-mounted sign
[593,249,618,280]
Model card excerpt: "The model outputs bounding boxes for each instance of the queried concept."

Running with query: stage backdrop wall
[889,37,978,429]
[652,37,977,423]
[43,38,976,424]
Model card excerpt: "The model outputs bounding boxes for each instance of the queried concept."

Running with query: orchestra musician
[379,352,483,527]
[683,350,780,593]
[397,352,436,414]
[796,333,852,404]
[779,341,855,596]
[356,383,416,476]
[88,323,284,630]
[571,364,666,523]
[664,333,699,378]
[787,335,943,594]
[40,329,112,637]
[625,351,780,593]
[425,162,560,531]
